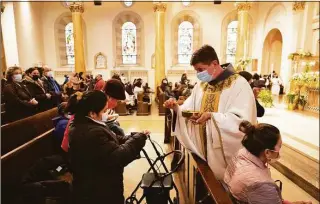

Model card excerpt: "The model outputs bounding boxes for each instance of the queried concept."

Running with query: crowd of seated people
[157,73,196,105]
[1,66,107,123]
[110,74,153,113]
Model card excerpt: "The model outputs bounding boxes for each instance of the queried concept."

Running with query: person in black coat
[3,66,38,122]
[239,71,265,117]
[23,67,52,112]
[69,91,148,204]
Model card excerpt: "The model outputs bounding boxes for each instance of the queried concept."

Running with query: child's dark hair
[65,91,107,119]
[240,121,280,157]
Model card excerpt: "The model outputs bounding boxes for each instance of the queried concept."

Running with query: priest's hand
[190,112,212,124]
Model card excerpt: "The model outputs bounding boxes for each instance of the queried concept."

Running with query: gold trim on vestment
[199,74,239,160]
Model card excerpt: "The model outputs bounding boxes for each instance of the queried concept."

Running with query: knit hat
[104,79,126,100]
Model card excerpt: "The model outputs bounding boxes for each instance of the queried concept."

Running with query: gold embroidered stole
[199,74,239,160]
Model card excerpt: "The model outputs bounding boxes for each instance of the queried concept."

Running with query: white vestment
[174,74,257,180]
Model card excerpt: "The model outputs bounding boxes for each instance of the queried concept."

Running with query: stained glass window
[178,21,193,64]
[123,0,133,7]
[122,22,137,64]
[226,21,238,65]
[65,22,75,65]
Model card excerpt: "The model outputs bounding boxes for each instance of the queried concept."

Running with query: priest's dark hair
[190,45,220,66]
[240,120,281,157]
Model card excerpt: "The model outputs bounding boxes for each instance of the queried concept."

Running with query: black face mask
[32,75,39,81]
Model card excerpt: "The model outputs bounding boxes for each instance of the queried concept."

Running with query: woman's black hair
[66,91,107,121]
[25,67,38,75]
[240,120,280,157]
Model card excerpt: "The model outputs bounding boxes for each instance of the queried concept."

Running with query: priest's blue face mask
[197,70,213,82]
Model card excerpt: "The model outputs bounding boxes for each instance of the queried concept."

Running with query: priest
[164,45,257,179]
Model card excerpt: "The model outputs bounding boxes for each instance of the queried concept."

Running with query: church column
[69,2,85,73]
[235,2,251,63]
[1,4,7,75]
[292,2,306,52]
[153,3,166,91]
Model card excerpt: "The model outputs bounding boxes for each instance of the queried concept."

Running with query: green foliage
[286,93,296,104]
[258,89,273,108]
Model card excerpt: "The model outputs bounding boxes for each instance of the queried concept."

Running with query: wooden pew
[136,101,150,116]
[1,107,58,155]
[158,92,166,116]
[115,101,129,116]
[1,103,5,111]
[1,129,56,204]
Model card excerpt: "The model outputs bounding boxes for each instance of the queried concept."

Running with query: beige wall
[1,2,19,67]
[2,1,318,87]
[14,2,45,69]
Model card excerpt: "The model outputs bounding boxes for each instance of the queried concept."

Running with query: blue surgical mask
[13,74,22,82]
[197,70,213,82]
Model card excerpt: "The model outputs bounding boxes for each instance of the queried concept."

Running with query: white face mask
[13,74,22,82]
[47,71,53,77]
[101,112,108,122]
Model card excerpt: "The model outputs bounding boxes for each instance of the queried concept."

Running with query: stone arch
[220,9,254,64]
[54,12,87,68]
[171,10,202,66]
[112,11,144,67]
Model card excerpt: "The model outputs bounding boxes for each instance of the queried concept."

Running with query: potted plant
[297,95,307,111]
[286,93,296,110]
[258,89,273,108]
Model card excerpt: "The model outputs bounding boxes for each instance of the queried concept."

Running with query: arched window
[65,22,75,65]
[226,21,238,64]
[178,21,193,64]
[122,22,137,64]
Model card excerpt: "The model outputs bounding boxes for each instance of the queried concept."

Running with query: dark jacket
[256,99,265,117]
[42,76,62,106]
[23,76,51,112]
[69,117,147,204]
[3,82,38,122]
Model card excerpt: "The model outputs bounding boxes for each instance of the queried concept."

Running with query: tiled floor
[118,103,319,204]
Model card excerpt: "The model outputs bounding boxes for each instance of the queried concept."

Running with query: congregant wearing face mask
[68,90,149,204]
[224,121,312,204]
[164,44,257,179]
[41,67,63,107]
[3,66,38,122]
[23,67,52,112]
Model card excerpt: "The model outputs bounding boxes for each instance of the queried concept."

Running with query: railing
[165,110,233,204]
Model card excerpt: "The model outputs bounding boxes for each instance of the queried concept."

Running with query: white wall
[1,2,19,67]
[14,2,45,69]
[2,1,318,86]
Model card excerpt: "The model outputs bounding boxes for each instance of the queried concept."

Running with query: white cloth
[174,76,257,180]
[134,86,143,99]
[271,78,281,95]
[125,91,135,106]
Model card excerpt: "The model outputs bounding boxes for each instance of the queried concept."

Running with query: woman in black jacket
[23,67,52,112]
[68,90,148,204]
[3,66,38,122]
